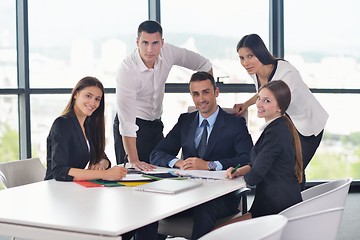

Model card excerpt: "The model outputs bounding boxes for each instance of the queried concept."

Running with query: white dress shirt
[116,43,212,137]
[252,60,329,136]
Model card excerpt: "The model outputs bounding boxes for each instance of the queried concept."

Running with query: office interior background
[0,0,359,188]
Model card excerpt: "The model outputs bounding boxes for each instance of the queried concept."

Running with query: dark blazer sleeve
[45,115,90,181]
[245,126,283,186]
[209,111,253,169]
[149,113,188,167]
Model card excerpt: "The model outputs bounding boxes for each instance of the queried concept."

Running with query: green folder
[88,180,125,187]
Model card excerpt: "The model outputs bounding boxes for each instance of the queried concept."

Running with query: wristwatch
[208,161,217,171]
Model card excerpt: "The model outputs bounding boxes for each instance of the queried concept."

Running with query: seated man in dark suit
[150,71,253,239]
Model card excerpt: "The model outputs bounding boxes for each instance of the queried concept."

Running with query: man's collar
[198,106,219,127]
[135,48,162,72]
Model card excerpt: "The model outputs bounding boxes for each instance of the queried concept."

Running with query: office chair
[198,214,287,240]
[277,178,352,240]
[280,207,344,240]
[0,157,46,188]
[301,178,352,203]
[278,178,352,218]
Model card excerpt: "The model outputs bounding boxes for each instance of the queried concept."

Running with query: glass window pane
[28,0,147,88]
[285,1,360,181]
[0,95,19,163]
[0,0,17,88]
[284,0,360,89]
[306,94,360,180]
[161,0,269,84]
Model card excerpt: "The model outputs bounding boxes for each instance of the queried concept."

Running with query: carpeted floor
[336,192,360,240]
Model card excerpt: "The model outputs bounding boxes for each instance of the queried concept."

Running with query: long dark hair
[260,80,303,182]
[236,33,278,65]
[62,76,106,165]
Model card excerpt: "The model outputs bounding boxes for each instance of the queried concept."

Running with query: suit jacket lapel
[70,114,89,155]
[189,113,200,154]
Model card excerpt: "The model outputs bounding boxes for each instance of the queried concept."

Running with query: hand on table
[131,161,156,171]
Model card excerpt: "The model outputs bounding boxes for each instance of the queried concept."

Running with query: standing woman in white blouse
[233,34,328,190]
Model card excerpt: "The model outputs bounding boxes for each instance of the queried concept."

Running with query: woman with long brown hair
[45,76,127,181]
[217,80,302,227]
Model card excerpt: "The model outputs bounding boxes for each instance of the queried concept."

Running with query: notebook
[133,179,203,194]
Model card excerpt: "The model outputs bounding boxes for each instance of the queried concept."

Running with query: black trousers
[122,221,159,240]
[299,130,324,190]
[113,114,164,164]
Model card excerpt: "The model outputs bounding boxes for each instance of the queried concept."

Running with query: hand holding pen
[226,164,241,179]
[227,164,252,179]
[122,154,146,174]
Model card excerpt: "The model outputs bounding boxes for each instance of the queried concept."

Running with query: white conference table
[0,176,245,240]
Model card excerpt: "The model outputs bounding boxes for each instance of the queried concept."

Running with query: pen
[123,154,128,168]
[231,164,241,174]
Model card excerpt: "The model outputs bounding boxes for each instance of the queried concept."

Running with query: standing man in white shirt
[114,20,213,171]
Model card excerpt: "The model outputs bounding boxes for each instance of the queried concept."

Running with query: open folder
[133,179,202,194]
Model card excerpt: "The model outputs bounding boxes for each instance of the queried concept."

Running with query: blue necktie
[197,119,208,158]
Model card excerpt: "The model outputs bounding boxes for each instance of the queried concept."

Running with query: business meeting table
[0,172,246,240]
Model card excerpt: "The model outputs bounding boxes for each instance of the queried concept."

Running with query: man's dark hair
[137,20,163,38]
[190,71,216,90]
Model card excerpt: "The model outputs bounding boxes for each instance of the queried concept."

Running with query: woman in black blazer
[217,80,302,227]
[45,76,127,181]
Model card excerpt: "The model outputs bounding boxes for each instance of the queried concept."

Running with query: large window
[0,0,358,183]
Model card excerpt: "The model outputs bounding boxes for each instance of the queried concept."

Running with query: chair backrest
[279,178,352,217]
[187,106,248,123]
[199,215,288,240]
[280,207,344,240]
[0,157,46,188]
[301,178,352,201]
